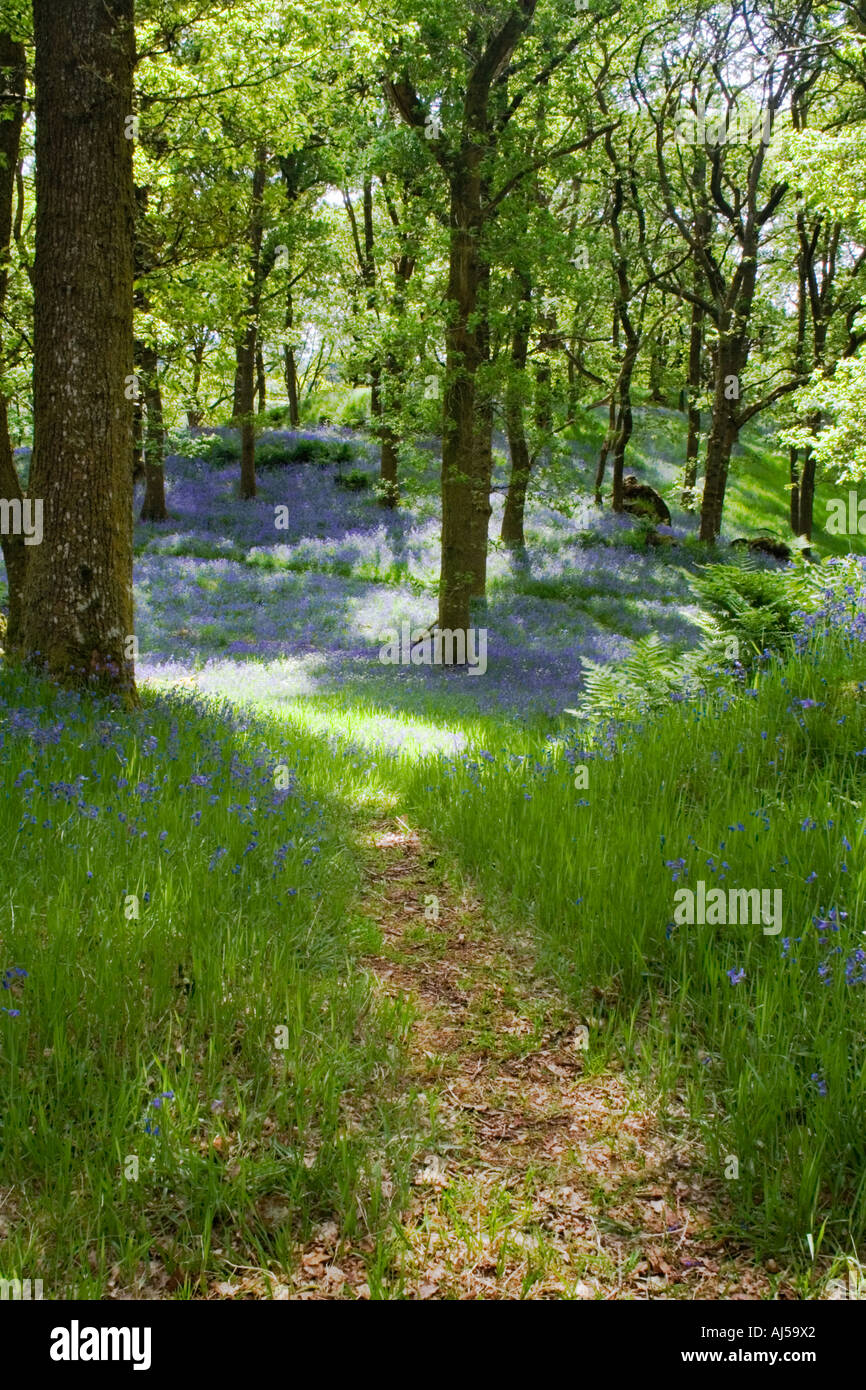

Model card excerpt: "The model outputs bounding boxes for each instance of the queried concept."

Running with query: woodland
[0,0,866,1306]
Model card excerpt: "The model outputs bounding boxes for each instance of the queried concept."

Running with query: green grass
[135,537,247,562]
[564,401,866,558]
[214,595,866,1257]
[0,671,417,1297]
[5,404,866,1292]
[371,627,866,1254]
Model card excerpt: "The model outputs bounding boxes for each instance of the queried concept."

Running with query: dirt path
[288,815,790,1301]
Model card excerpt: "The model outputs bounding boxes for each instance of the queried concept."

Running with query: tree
[232,149,267,500]
[638,2,816,541]
[22,0,136,697]
[384,0,610,638]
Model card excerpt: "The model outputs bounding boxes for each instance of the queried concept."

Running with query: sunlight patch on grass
[262,694,470,760]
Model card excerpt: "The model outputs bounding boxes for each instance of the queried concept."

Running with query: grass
[195,598,866,1257]
[0,671,418,1297]
[4,405,866,1291]
[377,624,866,1253]
[564,399,866,557]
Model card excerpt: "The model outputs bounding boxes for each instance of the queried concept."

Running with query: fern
[688,560,812,663]
[575,658,627,719]
[575,634,690,722]
[621,632,679,690]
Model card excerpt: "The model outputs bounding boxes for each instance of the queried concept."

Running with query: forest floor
[277,810,791,1301]
[4,415,863,1299]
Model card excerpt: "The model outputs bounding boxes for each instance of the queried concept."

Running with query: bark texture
[23,0,136,696]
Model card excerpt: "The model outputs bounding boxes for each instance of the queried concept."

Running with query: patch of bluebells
[845,950,866,986]
[809,906,866,990]
[794,556,866,652]
[1,964,27,1016]
[126,444,706,721]
[144,1089,175,1135]
[813,906,847,937]
[0,676,334,943]
[777,905,864,996]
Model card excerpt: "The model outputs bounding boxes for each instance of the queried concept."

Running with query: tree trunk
[602,317,638,514]
[256,343,266,415]
[610,345,638,512]
[682,293,704,507]
[470,409,494,600]
[789,446,801,535]
[379,432,399,506]
[23,0,136,697]
[789,227,808,538]
[798,444,816,548]
[698,253,758,543]
[595,305,620,504]
[438,171,488,637]
[237,328,257,499]
[132,395,144,483]
[140,343,167,521]
[599,150,641,514]
[0,30,26,648]
[283,345,300,427]
[501,272,532,549]
[235,153,267,500]
[697,211,759,542]
[278,163,302,425]
[698,336,745,541]
[232,342,245,420]
[187,339,204,427]
[356,177,405,507]
[502,402,530,548]
[648,328,665,404]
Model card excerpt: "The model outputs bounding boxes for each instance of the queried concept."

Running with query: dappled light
[3,0,866,1339]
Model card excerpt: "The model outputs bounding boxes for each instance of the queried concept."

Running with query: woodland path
[284,814,788,1301]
